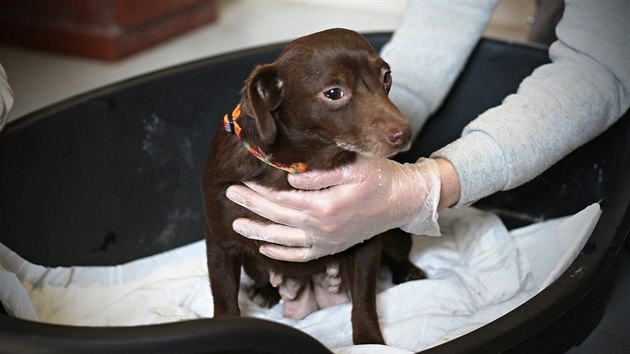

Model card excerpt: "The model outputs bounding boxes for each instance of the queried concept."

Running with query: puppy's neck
[225,104,308,174]
[230,104,356,173]
[274,127,357,171]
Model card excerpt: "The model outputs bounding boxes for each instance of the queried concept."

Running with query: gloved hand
[226,155,444,262]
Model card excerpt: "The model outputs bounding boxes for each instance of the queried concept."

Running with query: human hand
[226,155,444,262]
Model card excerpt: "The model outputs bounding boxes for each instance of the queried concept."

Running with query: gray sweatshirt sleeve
[432,0,630,207]
[380,0,498,140]
[0,63,14,132]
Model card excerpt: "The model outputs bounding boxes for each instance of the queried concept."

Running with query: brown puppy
[202,28,426,345]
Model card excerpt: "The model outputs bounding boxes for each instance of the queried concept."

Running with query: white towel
[0,204,601,353]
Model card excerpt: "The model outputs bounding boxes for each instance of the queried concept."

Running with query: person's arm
[0,64,14,132]
[432,0,630,206]
[435,158,461,210]
[381,0,498,139]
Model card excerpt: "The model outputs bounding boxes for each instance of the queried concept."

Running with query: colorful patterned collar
[223,104,308,174]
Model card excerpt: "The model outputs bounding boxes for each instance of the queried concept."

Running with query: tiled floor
[0,0,627,353]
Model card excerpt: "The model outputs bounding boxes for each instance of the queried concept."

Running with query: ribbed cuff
[431,131,509,207]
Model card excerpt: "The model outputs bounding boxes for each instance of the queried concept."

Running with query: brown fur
[202,28,426,345]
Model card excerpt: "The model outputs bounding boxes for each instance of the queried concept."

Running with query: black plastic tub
[1,34,628,354]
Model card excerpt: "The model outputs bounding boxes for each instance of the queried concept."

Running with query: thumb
[288,167,347,190]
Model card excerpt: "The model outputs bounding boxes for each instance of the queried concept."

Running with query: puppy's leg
[380,229,427,284]
[348,237,385,345]
[206,233,241,317]
[243,256,281,308]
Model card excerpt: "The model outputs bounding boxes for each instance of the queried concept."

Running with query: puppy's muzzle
[385,126,412,150]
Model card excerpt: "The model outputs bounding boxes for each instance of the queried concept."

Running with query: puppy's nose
[385,127,411,148]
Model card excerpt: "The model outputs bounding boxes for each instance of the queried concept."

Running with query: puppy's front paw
[247,283,281,308]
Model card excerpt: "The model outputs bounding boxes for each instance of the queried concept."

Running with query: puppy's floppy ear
[244,63,282,145]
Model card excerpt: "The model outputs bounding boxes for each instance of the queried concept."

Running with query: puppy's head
[241,28,411,160]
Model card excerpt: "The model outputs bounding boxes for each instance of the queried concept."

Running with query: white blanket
[0,204,601,353]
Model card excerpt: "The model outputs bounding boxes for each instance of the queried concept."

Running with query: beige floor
[0,0,535,123]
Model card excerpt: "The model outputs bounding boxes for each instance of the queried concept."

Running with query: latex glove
[226,155,442,262]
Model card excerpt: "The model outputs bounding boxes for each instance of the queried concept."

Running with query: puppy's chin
[335,139,411,158]
[392,140,412,156]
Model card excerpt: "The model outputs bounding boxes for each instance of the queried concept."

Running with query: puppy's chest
[209,142,349,273]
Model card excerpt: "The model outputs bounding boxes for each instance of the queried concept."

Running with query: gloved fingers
[226,184,308,227]
[287,166,348,190]
[258,242,320,263]
[288,154,380,191]
[232,218,312,248]
[241,181,347,223]
[242,181,314,209]
[232,218,330,263]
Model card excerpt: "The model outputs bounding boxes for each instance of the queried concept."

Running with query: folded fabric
[0,204,601,353]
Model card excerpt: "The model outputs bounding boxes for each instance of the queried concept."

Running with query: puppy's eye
[324,88,344,100]
[383,71,392,94]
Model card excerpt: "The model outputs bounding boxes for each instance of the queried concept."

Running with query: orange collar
[223,104,308,174]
